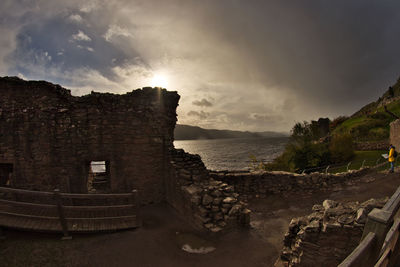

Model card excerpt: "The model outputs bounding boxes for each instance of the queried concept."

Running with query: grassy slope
[332,77,400,141]
[329,150,386,173]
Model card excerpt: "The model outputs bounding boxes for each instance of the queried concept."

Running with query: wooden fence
[0,187,141,239]
[339,185,400,267]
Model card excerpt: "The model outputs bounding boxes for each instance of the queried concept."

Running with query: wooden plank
[0,211,58,220]
[89,217,96,232]
[36,218,49,231]
[92,213,99,231]
[13,216,27,230]
[383,186,400,214]
[375,248,390,267]
[379,219,400,258]
[108,218,117,231]
[39,208,52,231]
[85,217,93,232]
[66,215,136,220]
[101,218,110,231]
[31,218,43,231]
[0,187,54,197]
[62,204,134,212]
[24,213,35,230]
[82,213,89,231]
[60,192,131,199]
[99,206,106,231]
[339,232,377,267]
[38,214,51,231]
[0,199,57,209]
[117,216,128,229]
[54,189,70,238]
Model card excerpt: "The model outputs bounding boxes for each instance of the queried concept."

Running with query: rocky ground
[1,169,400,267]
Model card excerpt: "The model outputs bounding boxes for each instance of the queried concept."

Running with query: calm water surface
[174,137,288,171]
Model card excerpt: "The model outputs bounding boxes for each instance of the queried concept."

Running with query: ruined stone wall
[355,141,389,151]
[278,198,387,266]
[210,168,371,199]
[167,149,250,232]
[0,77,179,204]
[390,119,400,150]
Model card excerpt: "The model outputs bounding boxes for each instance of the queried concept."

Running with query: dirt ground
[1,170,400,267]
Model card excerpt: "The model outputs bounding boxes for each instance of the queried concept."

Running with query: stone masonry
[210,168,371,199]
[166,149,250,232]
[0,77,179,204]
[390,119,400,150]
[355,141,389,151]
[278,198,387,266]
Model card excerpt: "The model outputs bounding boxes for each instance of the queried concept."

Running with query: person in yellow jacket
[389,144,396,173]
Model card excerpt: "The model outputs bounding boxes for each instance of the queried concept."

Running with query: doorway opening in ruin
[0,163,13,187]
[87,161,110,193]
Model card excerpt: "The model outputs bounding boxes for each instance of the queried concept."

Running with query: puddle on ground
[175,232,216,254]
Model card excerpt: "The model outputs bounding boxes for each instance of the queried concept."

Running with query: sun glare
[151,74,169,88]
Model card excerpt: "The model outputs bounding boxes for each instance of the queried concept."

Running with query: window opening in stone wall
[0,163,13,187]
[87,161,110,193]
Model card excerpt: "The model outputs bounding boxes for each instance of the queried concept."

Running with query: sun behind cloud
[151,74,168,88]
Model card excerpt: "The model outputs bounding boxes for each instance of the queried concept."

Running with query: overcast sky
[1,0,400,132]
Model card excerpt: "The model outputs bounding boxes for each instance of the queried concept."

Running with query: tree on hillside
[265,119,354,173]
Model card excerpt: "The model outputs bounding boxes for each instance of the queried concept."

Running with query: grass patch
[333,116,366,134]
[328,150,397,173]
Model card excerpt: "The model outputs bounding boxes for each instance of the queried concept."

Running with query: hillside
[174,124,287,140]
[332,76,400,141]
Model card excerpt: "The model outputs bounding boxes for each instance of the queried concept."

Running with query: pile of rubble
[279,198,388,266]
[182,180,250,232]
[168,149,250,232]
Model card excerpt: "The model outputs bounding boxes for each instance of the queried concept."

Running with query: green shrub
[264,123,331,172]
[263,149,293,172]
[329,134,354,163]
[368,112,389,120]
[368,127,389,140]
[290,142,330,171]
[265,123,355,172]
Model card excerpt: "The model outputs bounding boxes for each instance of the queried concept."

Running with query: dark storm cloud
[192,98,213,107]
[1,0,400,131]
[192,0,400,110]
[8,14,144,86]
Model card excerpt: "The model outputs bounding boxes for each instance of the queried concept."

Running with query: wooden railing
[0,187,141,239]
[339,185,400,267]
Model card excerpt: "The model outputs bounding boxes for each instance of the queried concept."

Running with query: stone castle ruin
[0,77,179,204]
[0,77,249,232]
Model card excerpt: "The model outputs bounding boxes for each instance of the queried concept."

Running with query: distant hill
[332,76,400,141]
[174,124,288,140]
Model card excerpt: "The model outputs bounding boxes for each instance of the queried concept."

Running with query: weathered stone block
[223,197,237,204]
[202,194,213,206]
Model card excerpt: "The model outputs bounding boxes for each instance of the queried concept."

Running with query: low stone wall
[278,198,387,266]
[209,168,371,199]
[355,141,389,151]
[166,149,250,232]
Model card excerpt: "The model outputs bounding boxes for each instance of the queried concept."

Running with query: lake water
[174,137,289,171]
